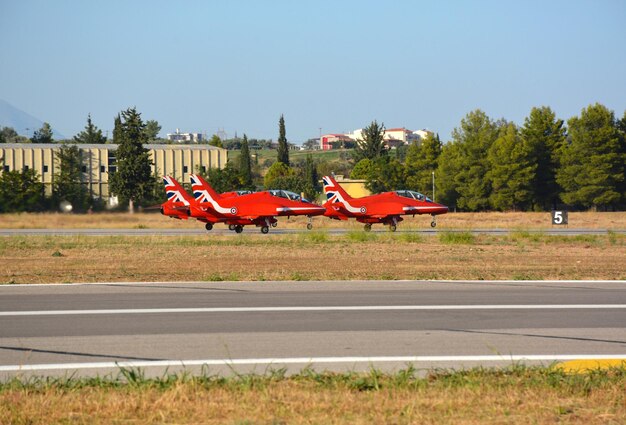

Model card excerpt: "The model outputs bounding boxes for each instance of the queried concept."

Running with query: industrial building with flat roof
[0,143,227,198]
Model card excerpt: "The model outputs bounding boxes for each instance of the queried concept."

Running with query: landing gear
[228,224,236,231]
[261,226,269,234]
[364,223,372,232]
[205,223,213,231]
[307,223,313,230]
[234,225,244,234]
[431,215,437,228]
[389,224,397,232]
[271,222,278,228]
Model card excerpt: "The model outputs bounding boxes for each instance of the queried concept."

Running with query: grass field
[0,211,624,230]
[1,366,624,424]
[1,231,624,283]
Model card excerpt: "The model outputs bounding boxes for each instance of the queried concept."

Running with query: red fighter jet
[187,174,326,233]
[322,175,448,231]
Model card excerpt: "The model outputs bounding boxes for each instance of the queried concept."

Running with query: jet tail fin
[189,174,223,203]
[322,175,353,202]
[163,176,193,205]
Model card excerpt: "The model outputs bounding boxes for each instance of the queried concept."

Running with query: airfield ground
[0,212,625,283]
[1,212,624,423]
[0,231,624,283]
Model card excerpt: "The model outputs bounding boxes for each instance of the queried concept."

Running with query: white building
[166,129,204,143]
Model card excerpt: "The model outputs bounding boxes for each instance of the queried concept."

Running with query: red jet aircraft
[322,175,448,231]
[161,174,325,233]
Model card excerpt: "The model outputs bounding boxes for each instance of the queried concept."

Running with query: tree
[353,120,387,162]
[302,154,320,200]
[31,122,54,143]
[365,157,405,193]
[112,114,123,144]
[486,123,536,211]
[448,109,498,211]
[557,103,624,209]
[404,133,442,198]
[350,158,374,179]
[0,169,46,212]
[1,127,18,143]
[239,134,253,189]
[73,114,106,144]
[196,161,242,193]
[521,106,567,210]
[52,144,91,211]
[264,161,294,188]
[303,138,319,150]
[143,120,161,141]
[209,134,223,148]
[277,114,289,166]
[109,107,154,212]
[436,142,463,207]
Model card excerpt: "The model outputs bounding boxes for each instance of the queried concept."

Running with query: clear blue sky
[1,0,625,143]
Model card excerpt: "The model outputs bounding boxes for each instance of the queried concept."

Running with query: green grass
[1,364,624,393]
[438,231,476,245]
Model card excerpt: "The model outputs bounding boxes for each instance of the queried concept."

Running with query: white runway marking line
[1,304,625,317]
[2,355,626,372]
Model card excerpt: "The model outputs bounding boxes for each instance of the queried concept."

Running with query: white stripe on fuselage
[327,188,362,214]
[194,189,232,214]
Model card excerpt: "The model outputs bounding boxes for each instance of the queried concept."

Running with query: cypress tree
[277,114,289,166]
[109,107,154,212]
[239,134,253,189]
[112,114,123,144]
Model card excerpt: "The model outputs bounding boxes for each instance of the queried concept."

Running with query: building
[320,134,353,151]
[0,143,227,198]
[166,129,204,143]
[332,175,370,198]
[321,126,434,150]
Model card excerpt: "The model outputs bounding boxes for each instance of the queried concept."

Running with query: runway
[1,280,625,378]
[0,227,623,236]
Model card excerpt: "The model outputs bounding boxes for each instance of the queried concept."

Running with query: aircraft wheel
[364,224,372,232]
[228,224,236,231]
[271,222,278,228]
[431,221,437,228]
[389,224,397,232]
[235,225,244,234]
[261,226,269,234]
[205,223,213,231]
[307,223,313,230]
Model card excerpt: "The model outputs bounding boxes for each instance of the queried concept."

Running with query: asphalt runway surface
[1,280,625,379]
[0,227,623,236]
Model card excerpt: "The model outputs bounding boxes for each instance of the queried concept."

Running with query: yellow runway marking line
[556,359,626,373]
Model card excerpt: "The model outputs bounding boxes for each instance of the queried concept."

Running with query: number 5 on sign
[552,210,568,225]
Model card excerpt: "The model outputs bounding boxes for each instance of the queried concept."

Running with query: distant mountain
[0,98,65,139]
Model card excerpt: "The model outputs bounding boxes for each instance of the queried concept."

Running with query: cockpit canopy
[395,190,432,202]
[269,189,310,203]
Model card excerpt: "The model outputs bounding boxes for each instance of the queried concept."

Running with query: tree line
[351,104,625,211]
[1,103,625,213]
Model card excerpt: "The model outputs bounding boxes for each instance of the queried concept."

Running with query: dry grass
[1,367,625,424]
[1,233,625,284]
[0,211,625,230]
